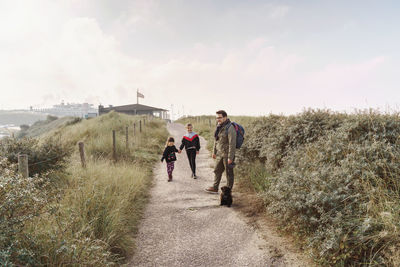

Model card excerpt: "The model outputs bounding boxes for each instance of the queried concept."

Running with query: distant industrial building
[31,101,98,118]
[99,103,170,120]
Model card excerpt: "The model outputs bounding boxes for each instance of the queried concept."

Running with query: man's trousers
[213,156,234,190]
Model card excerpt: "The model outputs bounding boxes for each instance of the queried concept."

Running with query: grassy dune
[16,115,78,138]
[177,110,400,266]
[1,111,168,266]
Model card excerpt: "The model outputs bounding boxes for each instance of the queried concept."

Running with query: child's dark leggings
[186,149,197,175]
[167,162,175,176]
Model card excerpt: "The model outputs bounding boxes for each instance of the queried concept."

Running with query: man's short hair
[186,123,193,128]
[216,110,227,117]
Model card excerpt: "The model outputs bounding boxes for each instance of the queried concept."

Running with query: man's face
[216,114,227,125]
[187,126,193,132]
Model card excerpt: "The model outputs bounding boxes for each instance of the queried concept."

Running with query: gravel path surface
[129,123,288,267]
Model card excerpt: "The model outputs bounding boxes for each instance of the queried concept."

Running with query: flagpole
[137,88,139,104]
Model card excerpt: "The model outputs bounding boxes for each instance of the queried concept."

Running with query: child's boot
[168,174,172,182]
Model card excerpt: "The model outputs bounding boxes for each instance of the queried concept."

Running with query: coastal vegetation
[178,110,400,266]
[0,111,167,265]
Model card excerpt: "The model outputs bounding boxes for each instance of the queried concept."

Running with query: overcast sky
[1,0,399,117]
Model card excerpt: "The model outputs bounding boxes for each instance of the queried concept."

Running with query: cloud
[140,40,387,115]
[0,10,386,116]
[305,56,385,92]
[129,39,305,115]
[0,1,391,116]
[268,5,290,19]
[1,13,140,108]
[114,0,161,30]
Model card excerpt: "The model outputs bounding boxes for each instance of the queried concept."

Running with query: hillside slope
[1,112,168,266]
[178,110,400,266]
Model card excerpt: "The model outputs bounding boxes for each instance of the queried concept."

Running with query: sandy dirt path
[129,123,308,267]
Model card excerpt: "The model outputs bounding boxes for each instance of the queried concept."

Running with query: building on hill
[31,101,98,118]
[98,104,170,120]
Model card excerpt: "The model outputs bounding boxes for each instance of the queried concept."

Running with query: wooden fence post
[78,142,86,168]
[134,123,136,136]
[140,120,142,133]
[18,154,29,178]
[143,118,146,126]
[209,118,211,128]
[112,130,117,162]
[125,126,129,150]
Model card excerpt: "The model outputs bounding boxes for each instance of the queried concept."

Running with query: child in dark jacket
[161,137,179,182]
[178,123,200,179]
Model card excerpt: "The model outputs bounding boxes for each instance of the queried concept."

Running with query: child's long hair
[165,136,175,147]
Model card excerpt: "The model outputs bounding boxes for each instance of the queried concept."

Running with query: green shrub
[19,124,29,131]
[238,109,345,171]
[46,115,58,122]
[238,110,400,266]
[17,125,30,138]
[178,110,400,265]
[0,158,49,266]
[0,137,71,175]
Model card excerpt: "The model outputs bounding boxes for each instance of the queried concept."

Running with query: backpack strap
[225,122,232,135]
[226,122,243,135]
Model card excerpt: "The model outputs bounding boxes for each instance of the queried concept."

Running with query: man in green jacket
[205,110,237,194]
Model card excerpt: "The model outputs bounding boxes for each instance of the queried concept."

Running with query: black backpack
[225,122,245,149]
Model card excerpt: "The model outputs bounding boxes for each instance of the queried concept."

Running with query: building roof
[101,103,168,112]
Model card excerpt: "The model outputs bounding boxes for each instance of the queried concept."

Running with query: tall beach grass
[1,111,168,265]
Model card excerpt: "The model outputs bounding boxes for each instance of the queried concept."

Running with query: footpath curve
[129,123,304,267]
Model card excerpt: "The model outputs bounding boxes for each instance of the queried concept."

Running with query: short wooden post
[133,123,136,136]
[78,142,86,168]
[143,118,146,126]
[18,154,29,178]
[209,119,211,127]
[140,120,142,133]
[112,130,117,161]
[125,126,129,150]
